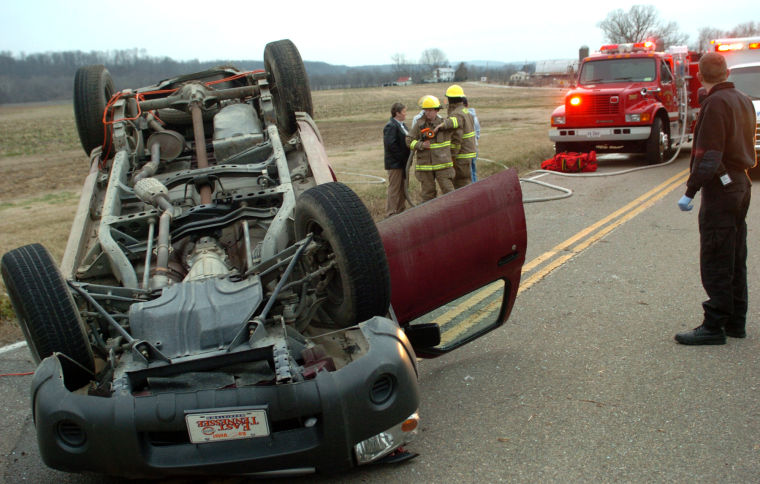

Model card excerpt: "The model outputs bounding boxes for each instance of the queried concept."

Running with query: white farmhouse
[433,67,455,83]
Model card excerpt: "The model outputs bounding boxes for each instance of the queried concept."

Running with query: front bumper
[31,317,419,479]
[549,126,651,142]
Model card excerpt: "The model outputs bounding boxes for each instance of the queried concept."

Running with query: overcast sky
[1,1,756,66]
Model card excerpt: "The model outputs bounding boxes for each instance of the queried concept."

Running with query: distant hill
[0,49,534,104]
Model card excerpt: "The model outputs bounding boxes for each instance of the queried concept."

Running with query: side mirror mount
[403,323,441,349]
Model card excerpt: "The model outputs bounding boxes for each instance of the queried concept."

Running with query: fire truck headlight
[552,116,566,125]
[569,96,581,106]
[625,114,641,122]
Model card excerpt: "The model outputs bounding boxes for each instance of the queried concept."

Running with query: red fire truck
[549,41,702,164]
[710,36,760,158]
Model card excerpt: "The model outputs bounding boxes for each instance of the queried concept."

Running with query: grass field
[0,82,564,343]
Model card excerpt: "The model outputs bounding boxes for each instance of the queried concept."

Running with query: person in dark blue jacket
[383,102,411,217]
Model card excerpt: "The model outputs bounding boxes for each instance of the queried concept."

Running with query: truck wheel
[645,117,669,164]
[295,183,390,328]
[74,65,115,156]
[1,244,94,388]
[264,39,314,137]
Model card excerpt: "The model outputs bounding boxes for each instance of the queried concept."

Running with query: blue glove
[678,195,693,211]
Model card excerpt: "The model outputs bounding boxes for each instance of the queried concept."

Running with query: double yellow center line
[518,168,689,294]
[439,168,689,344]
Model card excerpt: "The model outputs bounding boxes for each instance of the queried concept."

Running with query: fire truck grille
[568,95,620,115]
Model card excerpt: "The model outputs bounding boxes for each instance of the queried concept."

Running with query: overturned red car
[0,39,526,479]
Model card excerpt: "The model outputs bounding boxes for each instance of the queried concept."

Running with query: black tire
[295,183,390,328]
[555,142,572,153]
[264,39,314,136]
[73,65,115,156]
[645,117,669,164]
[1,244,94,387]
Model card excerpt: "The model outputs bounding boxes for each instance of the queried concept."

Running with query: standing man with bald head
[675,52,757,345]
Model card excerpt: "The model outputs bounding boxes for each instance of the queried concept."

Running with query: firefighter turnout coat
[441,102,477,162]
[406,116,453,171]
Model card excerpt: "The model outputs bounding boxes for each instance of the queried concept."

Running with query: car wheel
[73,65,115,156]
[295,183,390,328]
[1,244,94,387]
[645,117,669,164]
[264,39,314,137]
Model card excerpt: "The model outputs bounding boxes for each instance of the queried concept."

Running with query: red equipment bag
[541,151,597,173]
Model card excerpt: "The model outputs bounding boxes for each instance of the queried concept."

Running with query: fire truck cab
[549,41,700,164]
[711,36,760,158]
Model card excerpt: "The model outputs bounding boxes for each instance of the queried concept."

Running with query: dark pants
[698,172,751,331]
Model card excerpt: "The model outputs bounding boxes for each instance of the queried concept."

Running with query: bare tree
[391,53,410,77]
[696,27,725,52]
[730,21,760,37]
[598,5,688,48]
[420,48,448,68]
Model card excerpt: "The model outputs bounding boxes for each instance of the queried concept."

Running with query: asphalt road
[2,150,759,483]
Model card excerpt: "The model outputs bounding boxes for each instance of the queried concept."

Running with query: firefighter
[406,95,454,202]
[674,52,757,345]
[433,84,477,188]
[411,95,440,129]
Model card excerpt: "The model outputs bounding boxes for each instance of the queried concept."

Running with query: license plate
[585,129,611,138]
[185,408,270,444]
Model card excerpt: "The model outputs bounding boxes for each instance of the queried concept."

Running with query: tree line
[0,48,525,104]
[4,6,754,104]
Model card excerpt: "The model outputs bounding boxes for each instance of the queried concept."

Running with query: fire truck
[549,41,701,164]
[710,36,760,157]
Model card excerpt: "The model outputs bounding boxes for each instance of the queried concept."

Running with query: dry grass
[314,82,562,208]
[0,82,564,342]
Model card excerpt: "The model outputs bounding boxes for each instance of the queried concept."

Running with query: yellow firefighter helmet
[420,95,442,109]
[445,84,465,97]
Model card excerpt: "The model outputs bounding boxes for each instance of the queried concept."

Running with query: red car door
[378,168,527,356]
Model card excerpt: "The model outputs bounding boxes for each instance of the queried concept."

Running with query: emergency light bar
[711,38,760,52]
[599,41,656,54]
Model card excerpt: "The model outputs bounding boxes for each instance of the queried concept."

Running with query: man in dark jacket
[383,102,411,217]
[675,52,757,345]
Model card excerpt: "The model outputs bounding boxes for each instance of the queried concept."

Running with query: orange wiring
[97,70,263,169]
[0,371,33,377]
[205,69,264,86]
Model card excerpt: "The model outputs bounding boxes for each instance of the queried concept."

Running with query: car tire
[645,117,669,164]
[74,65,115,156]
[1,244,94,387]
[295,183,390,328]
[264,39,314,137]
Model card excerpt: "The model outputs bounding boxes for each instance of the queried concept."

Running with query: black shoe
[725,327,746,338]
[674,325,726,345]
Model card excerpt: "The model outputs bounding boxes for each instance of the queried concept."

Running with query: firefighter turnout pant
[453,159,473,189]
[698,173,751,331]
[415,166,455,202]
